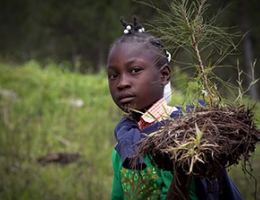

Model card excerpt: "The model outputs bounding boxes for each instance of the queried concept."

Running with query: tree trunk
[239,0,259,100]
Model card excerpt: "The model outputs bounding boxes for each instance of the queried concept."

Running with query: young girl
[107,17,242,200]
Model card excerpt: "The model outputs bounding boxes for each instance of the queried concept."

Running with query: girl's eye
[131,68,142,74]
[108,73,118,80]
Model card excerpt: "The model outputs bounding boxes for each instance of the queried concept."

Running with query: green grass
[0,61,259,199]
[0,61,121,199]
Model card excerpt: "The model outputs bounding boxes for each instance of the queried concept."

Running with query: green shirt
[111,149,198,200]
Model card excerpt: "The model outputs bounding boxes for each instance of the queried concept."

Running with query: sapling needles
[133,1,260,199]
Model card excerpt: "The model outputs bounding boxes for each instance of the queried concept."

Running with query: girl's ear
[159,64,171,85]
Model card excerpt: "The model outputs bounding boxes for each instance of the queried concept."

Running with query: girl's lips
[119,96,135,104]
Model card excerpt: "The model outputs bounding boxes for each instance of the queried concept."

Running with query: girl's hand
[166,169,192,200]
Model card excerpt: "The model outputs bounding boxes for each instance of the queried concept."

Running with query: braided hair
[108,16,172,103]
[109,17,171,68]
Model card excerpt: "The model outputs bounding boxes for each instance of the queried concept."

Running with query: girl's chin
[120,104,133,113]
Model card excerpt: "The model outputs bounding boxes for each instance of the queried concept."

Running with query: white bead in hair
[126,25,132,30]
[124,29,129,34]
[166,51,171,63]
[138,27,145,33]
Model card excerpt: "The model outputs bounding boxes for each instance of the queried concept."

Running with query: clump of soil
[37,153,80,166]
[134,105,260,177]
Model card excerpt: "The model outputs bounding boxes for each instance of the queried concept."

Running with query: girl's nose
[117,74,130,90]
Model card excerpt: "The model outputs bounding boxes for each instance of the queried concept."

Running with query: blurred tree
[197,0,260,100]
[0,0,170,72]
[239,0,259,100]
[0,0,31,60]
[0,0,259,99]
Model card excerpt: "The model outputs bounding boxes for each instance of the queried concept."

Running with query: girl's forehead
[107,42,161,69]
[109,41,156,58]
[114,41,148,50]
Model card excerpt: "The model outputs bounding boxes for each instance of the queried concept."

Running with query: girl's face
[107,42,170,114]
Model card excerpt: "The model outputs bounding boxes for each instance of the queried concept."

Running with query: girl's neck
[130,111,142,122]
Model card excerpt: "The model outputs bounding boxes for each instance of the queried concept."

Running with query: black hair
[109,17,169,67]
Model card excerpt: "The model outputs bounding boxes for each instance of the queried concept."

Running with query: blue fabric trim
[114,107,183,169]
[113,101,242,199]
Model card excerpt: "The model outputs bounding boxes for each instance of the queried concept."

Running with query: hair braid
[110,17,170,67]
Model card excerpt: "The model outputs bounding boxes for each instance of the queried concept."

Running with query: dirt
[133,105,260,178]
[37,153,80,166]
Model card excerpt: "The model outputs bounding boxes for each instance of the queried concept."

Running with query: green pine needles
[146,0,242,107]
[133,1,260,199]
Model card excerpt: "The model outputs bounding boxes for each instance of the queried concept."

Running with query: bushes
[0,62,119,199]
[0,62,259,199]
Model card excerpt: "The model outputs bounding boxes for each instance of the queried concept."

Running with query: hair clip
[137,27,145,33]
[166,51,171,63]
[133,16,145,33]
[120,18,133,34]
[123,25,132,34]
[121,17,146,35]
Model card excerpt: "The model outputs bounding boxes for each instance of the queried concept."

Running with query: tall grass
[0,62,259,199]
[0,61,121,199]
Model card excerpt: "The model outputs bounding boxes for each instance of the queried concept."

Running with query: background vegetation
[0,62,119,199]
[0,63,259,199]
[0,0,260,199]
[0,0,260,100]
